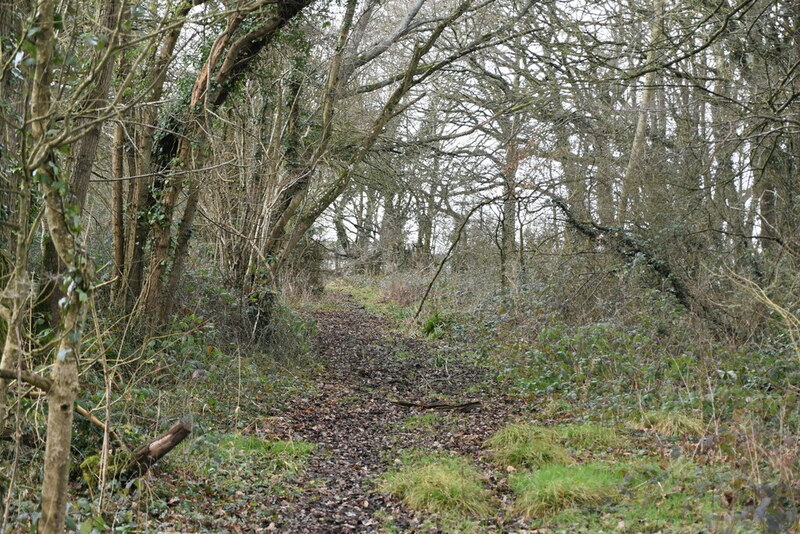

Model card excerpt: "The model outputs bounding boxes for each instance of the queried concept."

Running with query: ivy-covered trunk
[27,0,95,530]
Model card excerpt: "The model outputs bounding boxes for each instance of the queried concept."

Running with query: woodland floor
[135,287,774,534]
[140,289,533,533]
[257,291,526,532]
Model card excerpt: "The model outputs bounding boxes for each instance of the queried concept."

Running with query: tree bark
[26,1,95,530]
[501,130,519,290]
[111,123,126,297]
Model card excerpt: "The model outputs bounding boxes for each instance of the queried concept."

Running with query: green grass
[615,460,761,533]
[379,454,493,516]
[191,433,315,476]
[511,460,765,532]
[485,424,570,467]
[511,463,625,517]
[422,310,452,338]
[636,410,705,438]
[554,424,628,449]
[327,279,415,323]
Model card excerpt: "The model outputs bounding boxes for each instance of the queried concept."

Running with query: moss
[80,451,131,489]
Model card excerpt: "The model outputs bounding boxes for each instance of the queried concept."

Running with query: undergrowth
[384,269,800,532]
[1,277,317,532]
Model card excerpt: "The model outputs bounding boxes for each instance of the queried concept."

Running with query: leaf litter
[254,292,527,532]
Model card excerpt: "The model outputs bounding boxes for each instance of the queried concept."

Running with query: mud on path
[265,292,525,533]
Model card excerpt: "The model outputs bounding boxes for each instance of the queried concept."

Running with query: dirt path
[265,292,523,532]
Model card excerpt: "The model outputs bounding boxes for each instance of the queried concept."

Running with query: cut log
[124,418,192,480]
[1,368,192,484]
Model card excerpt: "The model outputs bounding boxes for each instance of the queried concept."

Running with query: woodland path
[263,291,526,532]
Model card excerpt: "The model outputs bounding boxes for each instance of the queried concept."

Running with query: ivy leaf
[81,33,100,47]
[52,180,68,196]
[21,40,36,56]
[81,33,108,48]
[56,348,72,362]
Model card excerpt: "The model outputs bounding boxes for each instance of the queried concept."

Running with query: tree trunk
[617,0,663,224]
[501,141,518,290]
[27,1,96,529]
[69,0,122,210]
[0,2,31,425]
[162,179,201,319]
[115,2,201,312]
[752,137,780,258]
[137,0,317,320]
[39,0,122,322]
[111,123,126,298]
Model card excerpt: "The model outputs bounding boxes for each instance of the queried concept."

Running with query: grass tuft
[511,464,624,517]
[485,424,570,468]
[637,411,705,438]
[379,455,492,516]
[217,434,315,471]
[555,424,627,449]
[422,310,452,338]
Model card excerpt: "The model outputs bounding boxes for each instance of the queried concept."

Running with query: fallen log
[1,368,191,483]
[122,418,193,480]
[389,398,481,412]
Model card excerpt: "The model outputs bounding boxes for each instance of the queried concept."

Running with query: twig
[0,369,128,450]
[415,195,502,318]
[388,397,481,412]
